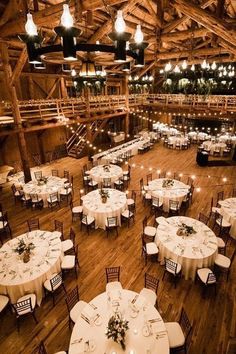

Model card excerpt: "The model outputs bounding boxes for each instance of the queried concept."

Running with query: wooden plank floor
[0,142,236,354]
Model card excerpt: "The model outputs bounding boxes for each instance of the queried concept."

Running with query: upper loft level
[0,93,236,136]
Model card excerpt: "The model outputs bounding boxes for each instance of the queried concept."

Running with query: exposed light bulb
[182,60,188,70]
[61,4,74,28]
[160,69,164,74]
[149,75,154,81]
[211,61,217,70]
[191,64,195,71]
[71,69,76,76]
[174,65,180,73]
[134,24,144,44]
[164,62,172,72]
[25,13,38,36]
[201,59,207,69]
[115,10,126,33]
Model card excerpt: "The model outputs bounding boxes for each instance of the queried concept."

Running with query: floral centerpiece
[162,179,174,188]
[99,188,110,203]
[37,177,48,186]
[106,312,129,350]
[177,223,196,237]
[103,165,110,172]
[14,238,35,263]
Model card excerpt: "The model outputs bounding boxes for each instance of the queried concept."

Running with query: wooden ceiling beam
[163,0,216,33]
[10,47,27,85]
[160,27,210,42]
[87,0,139,43]
[151,46,228,60]
[170,0,236,47]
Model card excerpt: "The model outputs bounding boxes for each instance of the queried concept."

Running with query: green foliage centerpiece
[37,177,48,186]
[103,165,110,172]
[106,312,129,351]
[14,238,35,263]
[162,179,174,188]
[99,188,109,203]
[177,223,197,237]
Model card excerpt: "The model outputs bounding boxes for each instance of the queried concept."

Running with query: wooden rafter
[10,47,27,85]
[171,0,236,47]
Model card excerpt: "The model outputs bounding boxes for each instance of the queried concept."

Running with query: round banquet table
[0,230,62,305]
[69,289,169,354]
[155,216,218,280]
[88,164,123,184]
[82,189,127,229]
[168,136,188,149]
[202,141,226,156]
[218,198,236,239]
[148,178,189,213]
[23,176,67,206]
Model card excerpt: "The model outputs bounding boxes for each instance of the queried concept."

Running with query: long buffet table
[92,137,150,164]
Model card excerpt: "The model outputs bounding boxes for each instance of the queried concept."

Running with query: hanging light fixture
[201,59,207,69]
[122,62,131,72]
[20,8,148,67]
[71,68,77,77]
[174,65,181,73]
[62,63,71,72]
[164,62,172,72]
[79,61,97,77]
[182,60,188,70]
[134,25,144,44]
[211,61,217,70]
[34,62,46,70]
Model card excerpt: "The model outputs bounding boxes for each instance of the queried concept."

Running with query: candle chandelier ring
[20,5,148,68]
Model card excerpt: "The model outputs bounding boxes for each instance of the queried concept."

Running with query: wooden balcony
[0,94,235,136]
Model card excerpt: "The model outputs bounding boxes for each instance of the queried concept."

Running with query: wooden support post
[37,131,46,164]
[123,74,129,138]
[28,75,34,99]
[1,43,31,182]
[84,86,91,118]
[60,77,67,98]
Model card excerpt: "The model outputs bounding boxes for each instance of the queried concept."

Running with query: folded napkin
[109,289,121,302]
[135,295,146,309]
[150,320,166,334]
[82,304,95,320]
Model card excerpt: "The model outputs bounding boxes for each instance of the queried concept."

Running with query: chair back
[179,308,192,340]
[64,170,70,179]
[50,272,63,291]
[36,341,47,354]
[152,197,160,207]
[169,200,179,210]
[0,211,8,222]
[131,190,136,202]
[232,188,236,198]
[82,214,88,224]
[34,171,42,181]
[144,273,159,294]
[54,219,63,234]
[142,216,148,231]
[30,193,39,202]
[51,169,59,177]
[49,192,58,203]
[11,184,17,193]
[27,218,39,231]
[103,178,111,187]
[198,212,209,225]
[139,178,144,191]
[146,173,152,184]
[107,216,118,227]
[173,173,180,181]
[69,227,76,244]
[12,297,33,316]
[206,272,216,284]
[165,258,178,275]
[217,191,224,202]
[160,171,166,178]
[65,286,79,313]
[215,212,223,227]
[105,266,120,283]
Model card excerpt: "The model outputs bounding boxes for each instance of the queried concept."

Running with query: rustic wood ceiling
[0,0,236,75]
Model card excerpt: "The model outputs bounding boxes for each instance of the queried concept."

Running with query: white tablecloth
[23,176,67,206]
[148,178,189,212]
[0,230,62,305]
[155,216,218,280]
[82,189,127,229]
[188,132,210,141]
[168,136,188,148]
[88,164,123,184]
[202,141,226,156]
[69,289,169,354]
[218,198,236,239]
[218,135,236,146]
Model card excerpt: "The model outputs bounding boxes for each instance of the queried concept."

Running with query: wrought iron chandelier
[20,5,148,68]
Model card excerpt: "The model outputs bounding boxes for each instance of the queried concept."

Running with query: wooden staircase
[66,119,108,158]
